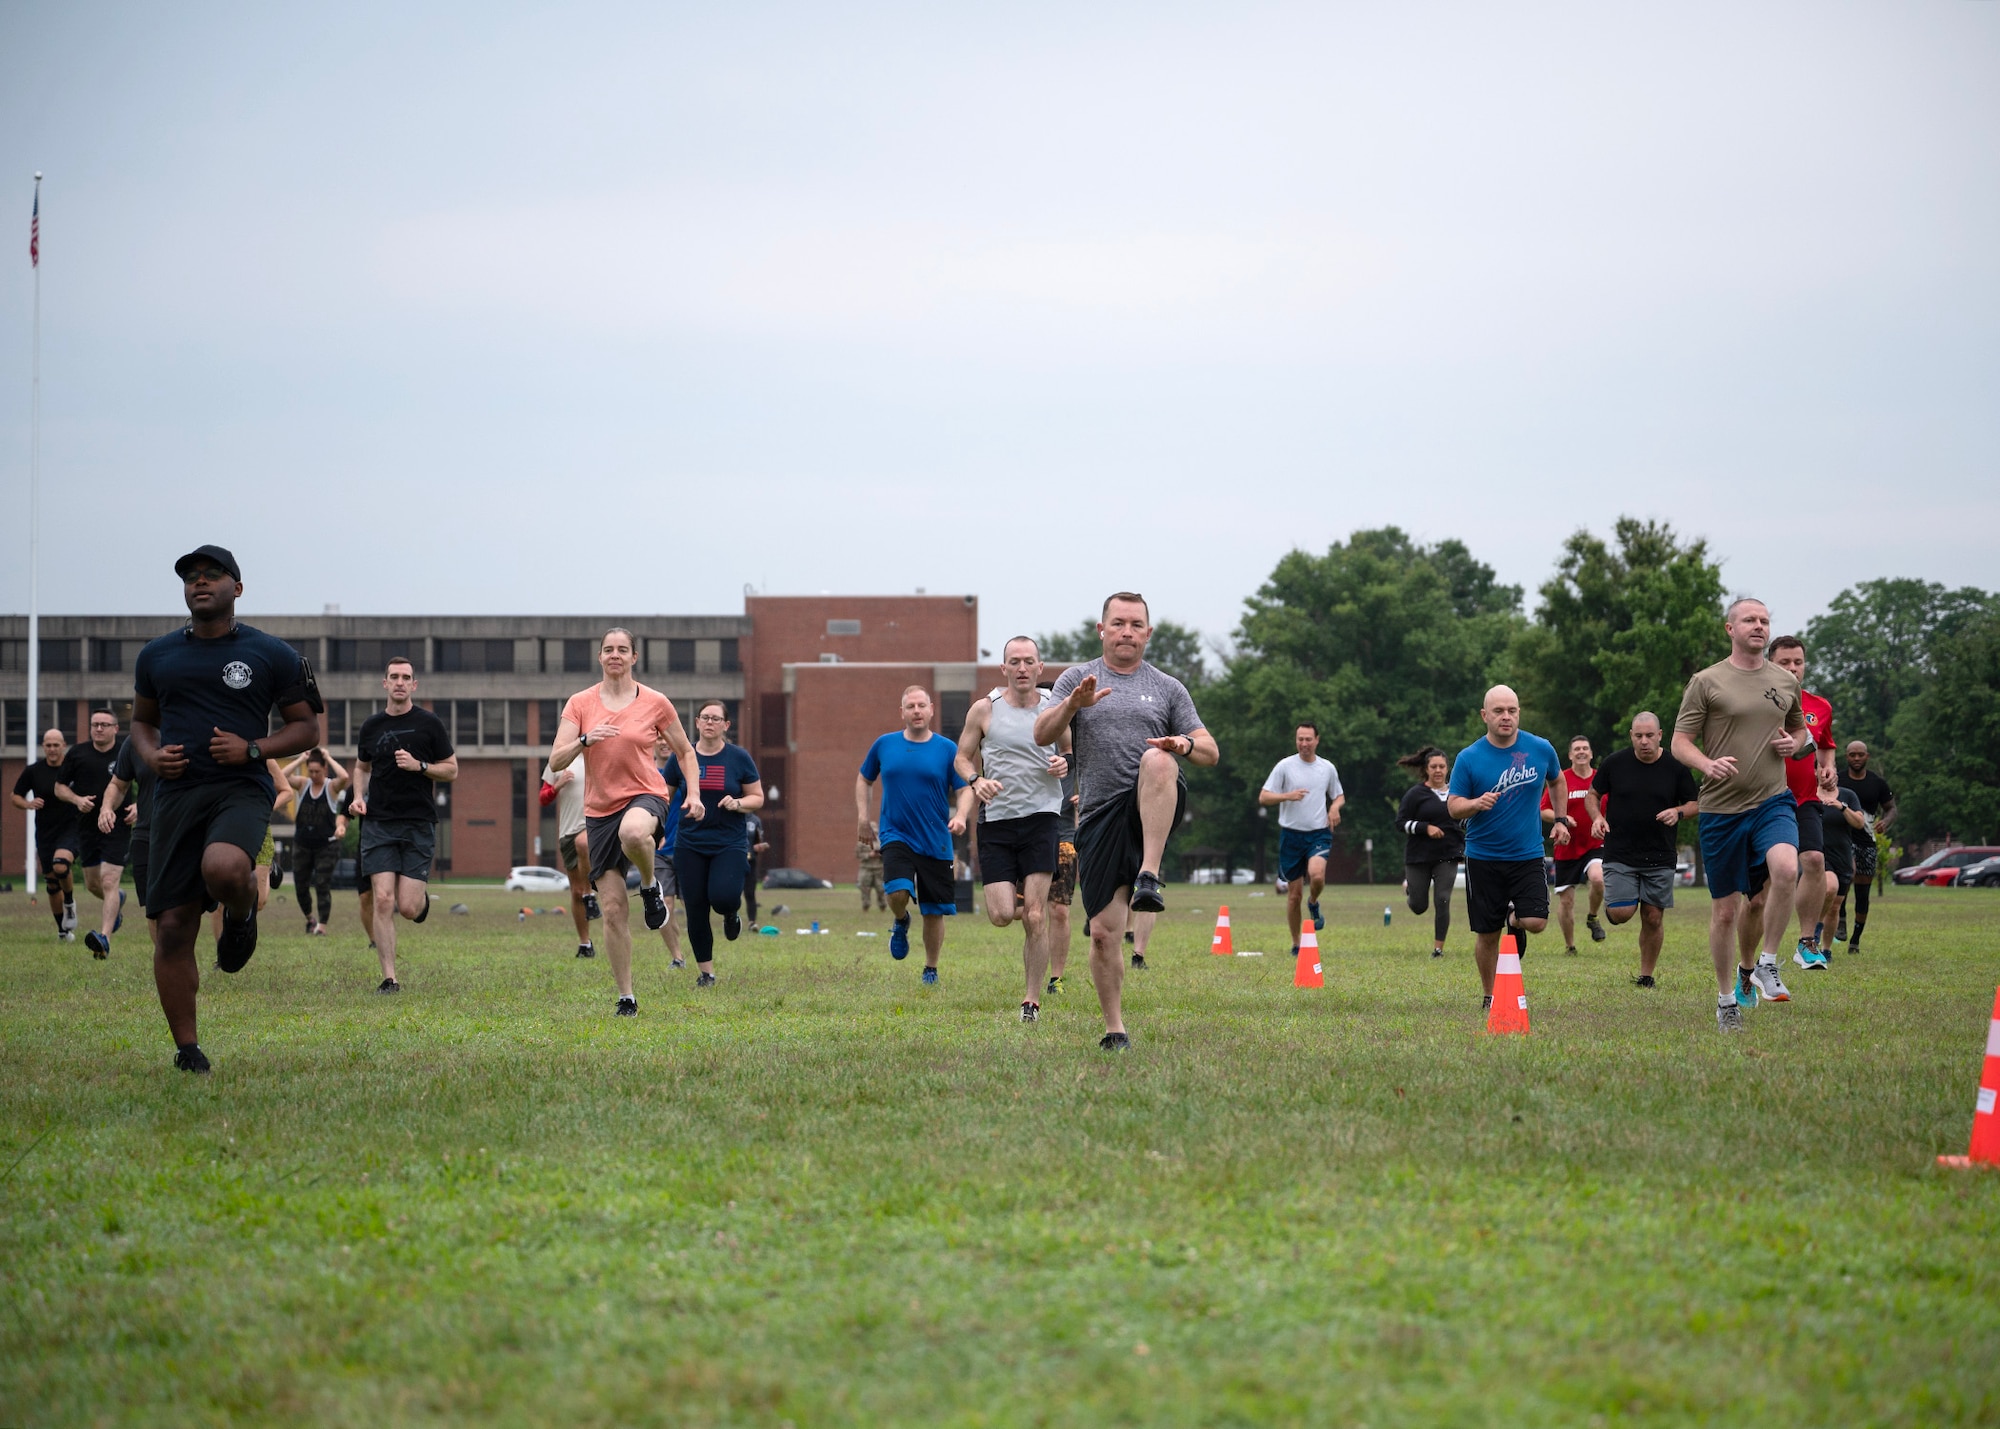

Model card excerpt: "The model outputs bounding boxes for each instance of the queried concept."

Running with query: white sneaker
[61,903,77,933]
[1752,956,1791,1003]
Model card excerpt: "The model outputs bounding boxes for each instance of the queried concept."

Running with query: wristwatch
[246,740,262,763]
[419,760,430,774]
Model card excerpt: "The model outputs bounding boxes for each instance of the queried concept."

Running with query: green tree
[1507,519,1726,756]
[1805,579,1996,750]
[1884,612,2000,843]
[1035,615,1208,691]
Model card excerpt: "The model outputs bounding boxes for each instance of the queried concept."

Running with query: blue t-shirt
[663,744,760,854]
[859,730,966,863]
[654,785,683,858]
[1447,731,1563,862]
[133,622,307,799]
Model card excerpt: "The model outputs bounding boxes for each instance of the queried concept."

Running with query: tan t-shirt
[1675,658,1806,815]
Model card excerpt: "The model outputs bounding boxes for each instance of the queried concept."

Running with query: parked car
[1956,856,2000,889]
[764,867,833,890]
[1189,868,1257,885]
[505,865,571,893]
[1892,846,2000,887]
[1675,857,1696,888]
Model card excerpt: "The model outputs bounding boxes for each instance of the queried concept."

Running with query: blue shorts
[1278,827,1334,883]
[1699,792,1798,900]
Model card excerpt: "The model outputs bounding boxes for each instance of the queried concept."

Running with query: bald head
[1479,685,1522,744]
[1629,711,1664,761]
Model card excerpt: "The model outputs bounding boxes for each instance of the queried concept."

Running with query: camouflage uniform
[857,826,887,910]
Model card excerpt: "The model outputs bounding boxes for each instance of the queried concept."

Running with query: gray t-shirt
[1262,753,1343,832]
[1048,657,1202,820]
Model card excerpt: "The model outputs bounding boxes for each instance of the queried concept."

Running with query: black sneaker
[1130,953,1147,970]
[670,958,685,969]
[1099,1031,1131,1051]
[1021,1001,1038,1023]
[1834,916,1848,943]
[640,883,669,931]
[695,972,717,988]
[1481,994,1493,1011]
[615,995,638,1016]
[412,895,430,924]
[1587,913,1607,943]
[576,943,595,959]
[1847,934,1863,955]
[1431,947,1443,958]
[173,1044,211,1074]
[584,892,602,921]
[216,907,259,973]
[1046,975,1063,996]
[1130,871,1165,913]
[1124,930,1135,945]
[1632,974,1656,988]
[723,912,742,941]
[377,978,400,994]
[85,930,110,959]
[1565,945,1578,956]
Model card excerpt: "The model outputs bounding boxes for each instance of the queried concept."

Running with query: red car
[1893,846,2000,887]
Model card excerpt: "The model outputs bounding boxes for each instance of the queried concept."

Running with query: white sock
[641,880,659,893]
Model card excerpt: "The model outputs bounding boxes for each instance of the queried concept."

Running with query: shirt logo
[700,763,726,792]
[1763,687,1788,710]
[222,661,253,690]
[1491,761,1542,797]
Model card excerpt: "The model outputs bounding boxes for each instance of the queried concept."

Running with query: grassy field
[2,876,1997,1427]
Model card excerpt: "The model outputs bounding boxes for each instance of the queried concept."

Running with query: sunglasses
[182,567,230,583]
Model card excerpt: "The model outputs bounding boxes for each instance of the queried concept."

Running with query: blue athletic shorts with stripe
[1699,791,1798,900]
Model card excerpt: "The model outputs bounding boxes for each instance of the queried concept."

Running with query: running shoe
[1130,871,1166,913]
[639,882,668,931]
[1565,945,1578,957]
[305,919,318,936]
[723,912,742,941]
[85,930,109,958]
[1752,956,1790,1003]
[1124,930,1134,945]
[1794,943,1828,972]
[695,972,717,988]
[1290,945,1299,959]
[114,890,126,933]
[890,916,911,960]
[616,995,638,1016]
[1631,974,1656,988]
[1130,953,1147,970]
[576,942,595,958]
[584,892,602,921]
[1847,933,1863,955]
[1046,975,1064,996]
[173,1044,212,1073]
[1431,947,1443,958]
[1309,900,1324,932]
[311,924,327,936]
[1587,913,1607,943]
[216,907,259,973]
[1481,994,1493,1012]
[1735,968,1760,1010]
[412,895,430,924]
[1717,999,1744,1033]
[58,929,74,943]
[1021,1001,1038,1023]
[61,901,77,933]
[1834,915,1847,943]
[377,978,400,994]
[670,958,685,969]
[921,966,938,987]
[1099,1032,1131,1051]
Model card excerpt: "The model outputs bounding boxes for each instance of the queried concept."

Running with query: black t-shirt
[59,740,121,807]
[1594,747,1699,869]
[1398,783,1465,864]
[133,622,308,798]
[356,706,454,824]
[664,744,760,854]
[1821,787,1864,868]
[13,760,78,839]
[112,738,156,836]
[1839,768,1893,819]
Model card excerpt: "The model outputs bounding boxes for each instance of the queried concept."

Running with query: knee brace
[45,873,64,896]
[49,856,72,882]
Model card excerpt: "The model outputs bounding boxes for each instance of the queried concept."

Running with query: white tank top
[979,690,1063,822]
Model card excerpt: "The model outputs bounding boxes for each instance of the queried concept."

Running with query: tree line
[1040,522,1998,878]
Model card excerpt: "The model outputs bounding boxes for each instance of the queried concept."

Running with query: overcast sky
[3,2,1996,659]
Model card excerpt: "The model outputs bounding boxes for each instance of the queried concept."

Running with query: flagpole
[24,172,39,895]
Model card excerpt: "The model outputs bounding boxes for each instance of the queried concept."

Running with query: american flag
[28,184,37,268]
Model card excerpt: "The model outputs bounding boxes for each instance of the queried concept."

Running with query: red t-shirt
[1786,689,1833,805]
[1542,767,1602,859]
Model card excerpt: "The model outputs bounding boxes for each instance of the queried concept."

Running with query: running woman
[1396,745,1464,958]
[279,749,348,935]
[57,710,134,956]
[1540,736,1606,954]
[12,728,79,939]
[1260,721,1345,958]
[550,628,703,1017]
[350,657,457,992]
[539,752,597,958]
[956,638,1070,1022]
[1038,593,1216,1050]
[857,686,973,986]
[1767,635,1836,968]
[130,545,322,1072]
[664,700,762,987]
[1446,686,1567,1013]
[1836,741,1895,951]
[1586,713,1698,987]
[1672,597,1807,1032]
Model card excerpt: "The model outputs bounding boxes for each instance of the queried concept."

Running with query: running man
[1037,593,1216,1050]
[130,545,322,1072]
[279,749,348,935]
[1045,759,1081,996]
[1540,736,1606,954]
[1446,686,1567,1013]
[349,657,457,992]
[1396,745,1463,958]
[1586,713,1698,987]
[102,733,156,913]
[12,727,79,940]
[550,628,703,1017]
[57,710,134,956]
[1836,741,1895,951]
[539,751,598,958]
[1817,765,1865,959]
[1259,721,1344,958]
[1672,596,1807,1032]
[857,686,973,986]
[956,638,1070,1021]
[1767,635,1836,968]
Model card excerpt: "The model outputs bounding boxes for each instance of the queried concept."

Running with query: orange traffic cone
[1939,985,2000,1168]
[1294,925,1324,988]
[1210,906,1233,957]
[1487,948,1529,1034]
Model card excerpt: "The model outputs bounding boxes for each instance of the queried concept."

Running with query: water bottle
[1383,905,1392,926]
[811,920,820,934]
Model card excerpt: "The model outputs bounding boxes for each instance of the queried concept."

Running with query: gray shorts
[1603,861,1674,911]
[559,829,585,873]
[585,794,669,883]
[359,817,437,882]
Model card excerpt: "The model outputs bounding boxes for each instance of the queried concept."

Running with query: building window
[0,640,22,672]
[89,639,123,672]
[758,693,789,747]
[327,638,419,673]
[453,700,479,749]
[509,700,528,747]
[14,639,84,673]
[481,701,506,746]
[512,762,530,864]
[3,699,25,747]
[719,638,741,673]
[646,638,695,674]
[827,619,861,636]
[939,691,971,739]
[327,702,347,745]
[436,639,515,674]
[759,754,786,799]
[37,700,77,740]
[563,638,593,673]
[537,699,561,747]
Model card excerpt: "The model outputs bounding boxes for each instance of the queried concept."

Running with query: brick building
[2,594,1010,885]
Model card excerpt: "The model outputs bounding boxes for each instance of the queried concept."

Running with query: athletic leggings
[296,842,341,923]
[1851,878,1870,932]
[674,843,748,965]
[1405,861,1458,944]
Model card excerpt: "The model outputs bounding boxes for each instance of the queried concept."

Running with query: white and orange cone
[1939,985,2000,1169]
[1487,949,1529,1034]
[1210,905,1233,957]
[1293,925,1324,989]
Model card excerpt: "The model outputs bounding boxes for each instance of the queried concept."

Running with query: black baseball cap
[173,544,241,581]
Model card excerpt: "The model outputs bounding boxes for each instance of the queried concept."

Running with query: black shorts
[36,827,79,874]
[881,840,956,917]
[1464,857,1550,936]
[585,794,668,883]
[1551,853,1601,891]
[1076,775,1186,922]
[977,811,1060,888]
[145,781,273,917]
[1794,798,1824,857]
[1822,824,1854,884]
[78,817,133,869]
[360,817,437,882]
[1049,835,1078,907]
[129,835,150,908]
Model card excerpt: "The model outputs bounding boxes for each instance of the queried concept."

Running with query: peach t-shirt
[560,683,677,818]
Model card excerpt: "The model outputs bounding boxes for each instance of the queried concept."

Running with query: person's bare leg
[1130,908,1157,956]
[1709,893,1745,995]
[1048,900,1071,978]
[396,875,427,922]
[1794,849,1826,946]
[1286,879,1304,948]
[1089,897,1128,1033]
[95,864,125,939]
[1738,889,1763,971]
[922,914,945,970]
[1020,873,1051,1004]
[1556,885,1577,948]
[1762,846,1800,961]
[1821,872,1840,938]
[153,903,204,1046]
[1474,928,1503,996]
[618,809,657,887]
[370,871,401,981]
[984,881,1018,929]
[657,900,682,963]
[1638,904,1665,976]
[1588,865,1605,919]
[598,871,634,999]
[888,888,910,923]
[567,857,591,947]
[1135,749,1178,873]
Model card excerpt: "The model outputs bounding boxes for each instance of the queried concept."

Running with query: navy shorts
[146,781,272,917]
[1278,826,1333,882]
[1700,792,1798,900]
